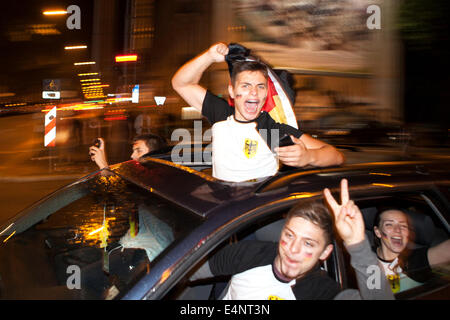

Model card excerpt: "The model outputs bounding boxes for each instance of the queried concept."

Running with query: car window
[0,171,202,300]
[164,204,341,300]
[346,191,450,299]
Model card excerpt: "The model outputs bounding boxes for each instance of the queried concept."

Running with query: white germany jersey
[211,116,278,182]
[222,265,296,300]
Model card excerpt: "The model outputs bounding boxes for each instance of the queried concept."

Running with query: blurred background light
[78,73,99,77]
[42,10,67,15]
[74,61,96,66]
[115,54,138,62]
[64,45,88,50]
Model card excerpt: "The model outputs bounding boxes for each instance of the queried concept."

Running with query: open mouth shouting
[244,99,260,116]
[229,70,268,122]
[390,236,404,248]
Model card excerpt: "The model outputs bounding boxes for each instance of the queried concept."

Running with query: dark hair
[285,202,334,246]
[230,60,268,85]
[133,134,167,153]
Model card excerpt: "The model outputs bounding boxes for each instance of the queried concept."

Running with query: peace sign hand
[323,179,365,246]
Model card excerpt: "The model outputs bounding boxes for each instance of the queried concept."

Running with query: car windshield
[0,171,202,300]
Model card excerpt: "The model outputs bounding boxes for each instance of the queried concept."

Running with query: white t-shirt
[379,257,423,293]
[222,265,296,300]
[212,116,278,182]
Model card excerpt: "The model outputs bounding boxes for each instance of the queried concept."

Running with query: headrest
[362,207,378,231]
[404,209,437,247]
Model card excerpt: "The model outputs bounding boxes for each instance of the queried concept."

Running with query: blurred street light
[64,45,88,50]
[42,10,67,15]
[78,73,99,76]
[74,61,96,66]
[115,54,138,62]
[85,84,109,88]
[80,78,101,82]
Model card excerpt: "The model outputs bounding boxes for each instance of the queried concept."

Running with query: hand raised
[323,179,365,246]
[89,138,108,169]
[207,42,229,63]
[96,137,105,150]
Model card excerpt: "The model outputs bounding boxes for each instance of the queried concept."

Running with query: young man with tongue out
[172,43,344,182]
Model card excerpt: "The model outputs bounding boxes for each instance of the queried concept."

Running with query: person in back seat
[373,208,450,293]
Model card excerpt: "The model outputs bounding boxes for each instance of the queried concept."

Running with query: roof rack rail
[255,160,440,194]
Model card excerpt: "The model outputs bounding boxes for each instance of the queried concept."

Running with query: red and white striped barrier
[44,106,57,147]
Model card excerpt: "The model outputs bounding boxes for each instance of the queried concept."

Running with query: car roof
[109,158,242,218]
[110,157,450,219]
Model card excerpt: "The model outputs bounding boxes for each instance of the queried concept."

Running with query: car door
[161,193,345,300]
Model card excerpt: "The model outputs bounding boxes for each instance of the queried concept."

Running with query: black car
[0,157,449,300]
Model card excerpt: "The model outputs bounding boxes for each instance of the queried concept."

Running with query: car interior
[344,192,450,298]
[164,191,450,300]
[164,206,342,300]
